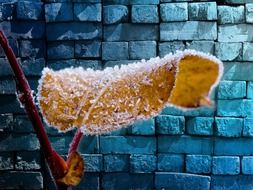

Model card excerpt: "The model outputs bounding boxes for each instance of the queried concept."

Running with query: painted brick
[106,128,127,136]
[212,156,240,175]
[103,5,128,24]
[0,79,15,95]
[100,136,156,154]
[186,155,212,174]
[160,3,188,22]
[0,152,14,170]
[128,119,155,135]
[104,60,135,68]
[20,40,45,58]
[248,82,253,99]
[46,22,102,41]
[131,5,158,23]
[160,22,217,41]
[0,134,40,151]
[218,6,245,24]
[155,172,210,190]
[50,136,72,155]
[104,24,158,41]
[47,41,74,59]
[243,118,253,137]
[225,0,252,3]
[75,41,101,58]
[0,114,13,131]
[158,136,213,154]
[189,2,217,21]
[242,156,253,174]
[45,3,73,22]
[157,154,184,172]
[104,154,129,172]
[0,38,18,57]
[162,106,215,117]
[222,62,253,81]
[102,42,128,60]
[130,0,159,5]
[187,117,214,136]
[130,154,156,173]
[21,58,45,76]
[159,42,185,57]
[76,60,102,70]
[156,115,185,135]
[129,41,156,59]
[81,154,103,172]
[217,81,246,99]
[0,2,15,21]
[215,42,242,61]
[13,115,34,133]
[218,24,253,42]
[74,3,101,22]
[75,173,100,190]
[15,151,41,170]
[16,1,42,20]
[0,171,43,189]
[102,173,153,190]
[0,95,24,114]
[78,136,99,154]
[215,117,243,137]
[246,4,253,23]
[243,42,253,61]
[186,41,214,54]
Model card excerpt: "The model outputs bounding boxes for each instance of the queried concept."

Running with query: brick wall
[1,0,253,189]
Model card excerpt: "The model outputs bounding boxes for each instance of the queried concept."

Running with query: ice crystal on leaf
[38,50,223,135]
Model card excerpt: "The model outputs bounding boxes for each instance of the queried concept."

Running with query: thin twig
[68,128,83,157]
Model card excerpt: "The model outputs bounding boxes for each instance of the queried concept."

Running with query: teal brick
[15,151,41,170]
[160,21,217,41]
[187,117,214,136]
[189,2,217,21]
[75,41,101,58]
[212,176,253,190]
[50,136,72,155]
[16,1,43,20]
[159,42,185,57]
[157,154,184,172]
[0,114,13,131]
[212,156,240,175]
[130,0,159,5]
[104,60,135,68]
[215,117,243,137]
[218,6,245,24]
[103,5,128,24]
[130,154,156,173]
[243,118,253,137]
[218,81,246,99]
[160,3,188,22]
[215,42,242,61]
[0,2,15,21]
[156,115,185,135]
[0,79,15,95]
[162,106,215,117]
[128,119,155,135]
[76,173,99,190]
[131,5,158,23]
[129,41,156,59]
[225,0,252,3]
[100,136,156,154]
[246,4,253,23]
[186,41,214,54]
[74,3,101,22]
[158,136,213,154]
[102,42,128,60]
[0,152,14,170]
[243,42,253,61]
[222,62,253,81]
[186,155,212,174]
[78,136,99,154]
[20,40,45,58]
[81,154,103,172]
[104,155,129,172]
[247,82,253,98]
[47,41,74,60]
[242,156,253,174]
[45,3,73,22]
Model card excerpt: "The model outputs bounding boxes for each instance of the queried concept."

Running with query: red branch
[68,128,83,157]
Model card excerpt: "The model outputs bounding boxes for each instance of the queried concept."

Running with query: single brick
[212,156,240,175]
[102,42,128,60]
[215,42,242,61]
[160,22,217,41]
[155,172,210,190]
[129,41,156,59]
[47,41,74,59]
[243,42,253,61]
[16,1,43,20]
[162,106,215,117]
[0,2,15,21]
[242,156,253,174]
[104,154,129,172]
[159,42,185,57]
[247,82,253,98]
[75,41,101,58]
[243,118,253,137]
[0,152,14,170]
[130,0,159,4]
[103,5,128,24]
[76,173,100,190]
[222,62,253,81]
[225,0,252,3]
[50,136,72,155]
[100,136,156,154]
[104,23,158,41]
[156,115,185,135]
[212,176,253,190]
[78,136,99,154]
[186,155,212,174]
[0,95,24,114]
[106,128,128,136]
[20,58,45,76]
[189,2,217,21]
[160,3,188,22]
[187,117,214,136]
[0,114,13,131]
[104,60,135,68]
[217,81,246,99]
[218,6,245,24]
[157,154,184,172]
[0,38,18,57]
[128,119,155,135]
[246,4,253,23]
[15,151,41,170]
[130,154,156,173]
[186,41,214,54]
[47,22,102,41]
[81,154,103,172]
[131,5,158,23]
[0,79,15,95]
[74,3,101,22]
[13,115,34,133]
[45,3,73,22]
[20,40,45,58]
[158,136,213,154]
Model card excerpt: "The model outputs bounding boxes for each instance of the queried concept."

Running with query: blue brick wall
[1,0,253,190]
